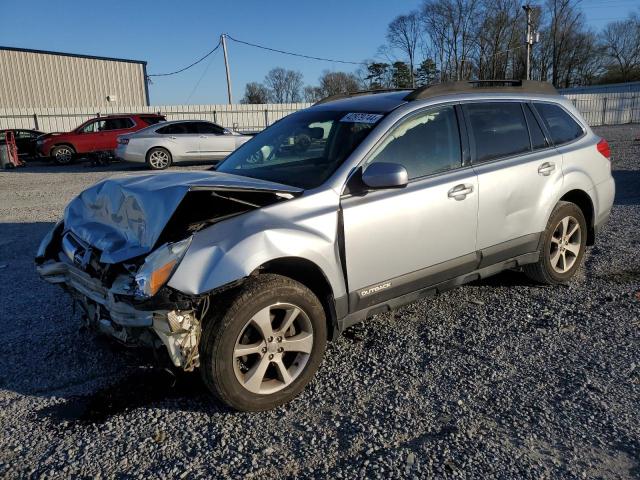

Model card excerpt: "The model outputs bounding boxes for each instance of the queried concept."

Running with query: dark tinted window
[524,104,548,150]
[465,102,530,163]
[103,118,134,130]
[140,116,165,125]
[156,122,198,135]
[533,102,583,145]
[369,105,461,179]
[196,122,226,134]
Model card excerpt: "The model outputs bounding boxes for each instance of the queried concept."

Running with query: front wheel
[524,201,587,284]
[200,274,327,411]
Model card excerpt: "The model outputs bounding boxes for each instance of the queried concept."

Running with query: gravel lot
[1,125,639,479]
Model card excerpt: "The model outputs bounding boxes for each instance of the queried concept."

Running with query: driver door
[340,105,479,312]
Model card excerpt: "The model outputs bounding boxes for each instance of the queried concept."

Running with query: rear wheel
[146,147,172,170]
[524,201,587,284]
[51,145,75,165]
[200,274,327,411]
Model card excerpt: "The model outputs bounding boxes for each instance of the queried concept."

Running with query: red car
[37,113,165,165]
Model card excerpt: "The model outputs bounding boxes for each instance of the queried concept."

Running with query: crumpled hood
[64,170,302,264]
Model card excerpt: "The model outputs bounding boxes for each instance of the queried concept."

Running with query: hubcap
[149,150,169,168]
[55,147,72,163]
[233,303,313,395]
[549,215,581,274]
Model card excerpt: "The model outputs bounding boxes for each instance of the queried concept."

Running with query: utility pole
[221,34,233,104]
[523,4,533,80]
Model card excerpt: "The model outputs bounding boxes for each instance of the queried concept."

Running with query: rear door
[196,122,235,160]
[464,101,563,263]
[341,105,479,312]
[93,117,135,151]
[156,122,201,161]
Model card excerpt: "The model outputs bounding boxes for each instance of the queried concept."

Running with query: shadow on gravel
[612,170,640,205]
[470,269,546,288]
[37,367,228,426]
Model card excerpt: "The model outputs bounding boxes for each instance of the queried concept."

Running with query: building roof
[0,45,146,65]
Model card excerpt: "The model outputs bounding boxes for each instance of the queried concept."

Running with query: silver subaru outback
[36,80,615,411]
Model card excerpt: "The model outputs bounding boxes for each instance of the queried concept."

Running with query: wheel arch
[559,189,595,245]
[146,145,172,160]
[256,257,340,341]
[51,142,76,154]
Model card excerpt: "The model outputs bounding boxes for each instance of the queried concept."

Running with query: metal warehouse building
[0,46,149,108]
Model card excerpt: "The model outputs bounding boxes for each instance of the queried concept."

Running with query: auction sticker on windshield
[340,113,383,123]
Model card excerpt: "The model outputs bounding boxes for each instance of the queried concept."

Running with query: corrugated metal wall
[0,49,147,108]
[563,92,640,126]
[0,103,311,132]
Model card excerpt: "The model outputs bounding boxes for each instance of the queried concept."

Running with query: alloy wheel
[549,215,582,273]
[149,150,170,169]
[55,147,73,164]
[233,303,314,395]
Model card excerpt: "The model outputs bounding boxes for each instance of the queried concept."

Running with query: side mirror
[361,162,408,189]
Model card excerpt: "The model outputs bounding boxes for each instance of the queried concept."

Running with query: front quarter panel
[168,189,346,298]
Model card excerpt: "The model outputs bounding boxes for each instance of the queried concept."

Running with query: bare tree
[240,82,271,104]
[318,71,361,96]
[386,11,422,87]
[600,13,640,82]
[264,68,304,103]
[421,0,482,81]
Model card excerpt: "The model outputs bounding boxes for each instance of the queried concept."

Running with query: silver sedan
[115,120,253,169]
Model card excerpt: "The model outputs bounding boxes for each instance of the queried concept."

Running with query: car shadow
[0,221,231,425]
[612,169,640,206]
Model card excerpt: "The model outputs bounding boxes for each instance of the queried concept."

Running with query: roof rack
[404,79,557,101]
[313,88,409,106]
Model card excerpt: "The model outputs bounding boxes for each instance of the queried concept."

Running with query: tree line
[242,0,640,104]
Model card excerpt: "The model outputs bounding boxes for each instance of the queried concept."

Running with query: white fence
[0,92,638,132]
[563,92,640,126]
[0,103,312,133]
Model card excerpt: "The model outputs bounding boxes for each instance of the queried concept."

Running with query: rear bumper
[592,175,615,234]
[115,144,146,163]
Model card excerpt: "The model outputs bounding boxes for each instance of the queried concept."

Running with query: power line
[225,34,368,65]
[185,47,218,103]
[148,40,221,77]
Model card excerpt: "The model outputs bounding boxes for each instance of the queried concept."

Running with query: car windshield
[214,110,385,189]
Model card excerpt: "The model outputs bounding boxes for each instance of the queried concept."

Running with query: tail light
[118,138,129,145]
[596,139,610,160]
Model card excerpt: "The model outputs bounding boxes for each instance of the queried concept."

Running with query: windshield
[214,110,384,189]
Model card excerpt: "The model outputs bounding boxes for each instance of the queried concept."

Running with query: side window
[464,102,530,163]
[533,103,583,145]
[368,105,462,180]
[80,120,108,133]
[197,122,226,134]
[524,104,548,150]
[140,116,164,126]
[103,118,134,130]
[157,123,190,135]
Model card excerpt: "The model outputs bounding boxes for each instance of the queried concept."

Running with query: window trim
[522,103,549,151]
[530,101,587,148]
[350,102,467,187]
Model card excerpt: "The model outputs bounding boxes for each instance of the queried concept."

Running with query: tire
[524,201,587,284]
[200,274,327,411]
[51,145,75,165]
[146,147,172,170]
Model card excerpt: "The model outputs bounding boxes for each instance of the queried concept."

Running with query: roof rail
[313,88,409,106]
[404,79,557,101]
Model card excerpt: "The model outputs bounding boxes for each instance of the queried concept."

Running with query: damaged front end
[36,172,301,370]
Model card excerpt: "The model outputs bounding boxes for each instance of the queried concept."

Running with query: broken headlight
[134,237,192,298]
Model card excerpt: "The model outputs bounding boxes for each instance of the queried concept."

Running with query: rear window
[533,103,583,145]
[140,116,165,126]
[104,118,134,130]
[464,102,530,163]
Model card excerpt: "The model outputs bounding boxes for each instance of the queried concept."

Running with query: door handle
[169,136,177,140]
[538,162,556,176]
[448,183,474,200]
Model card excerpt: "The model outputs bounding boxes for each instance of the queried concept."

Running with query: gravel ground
[1,125,639,479]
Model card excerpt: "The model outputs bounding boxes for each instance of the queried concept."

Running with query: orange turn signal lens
[149,260,177,296]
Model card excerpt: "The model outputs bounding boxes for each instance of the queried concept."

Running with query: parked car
[36,114,166,165]
[36,80,614,411]
[115,120,253,170]
[0,129,44,158]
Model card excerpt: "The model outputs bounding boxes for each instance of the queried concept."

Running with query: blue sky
[1,0,637,105]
